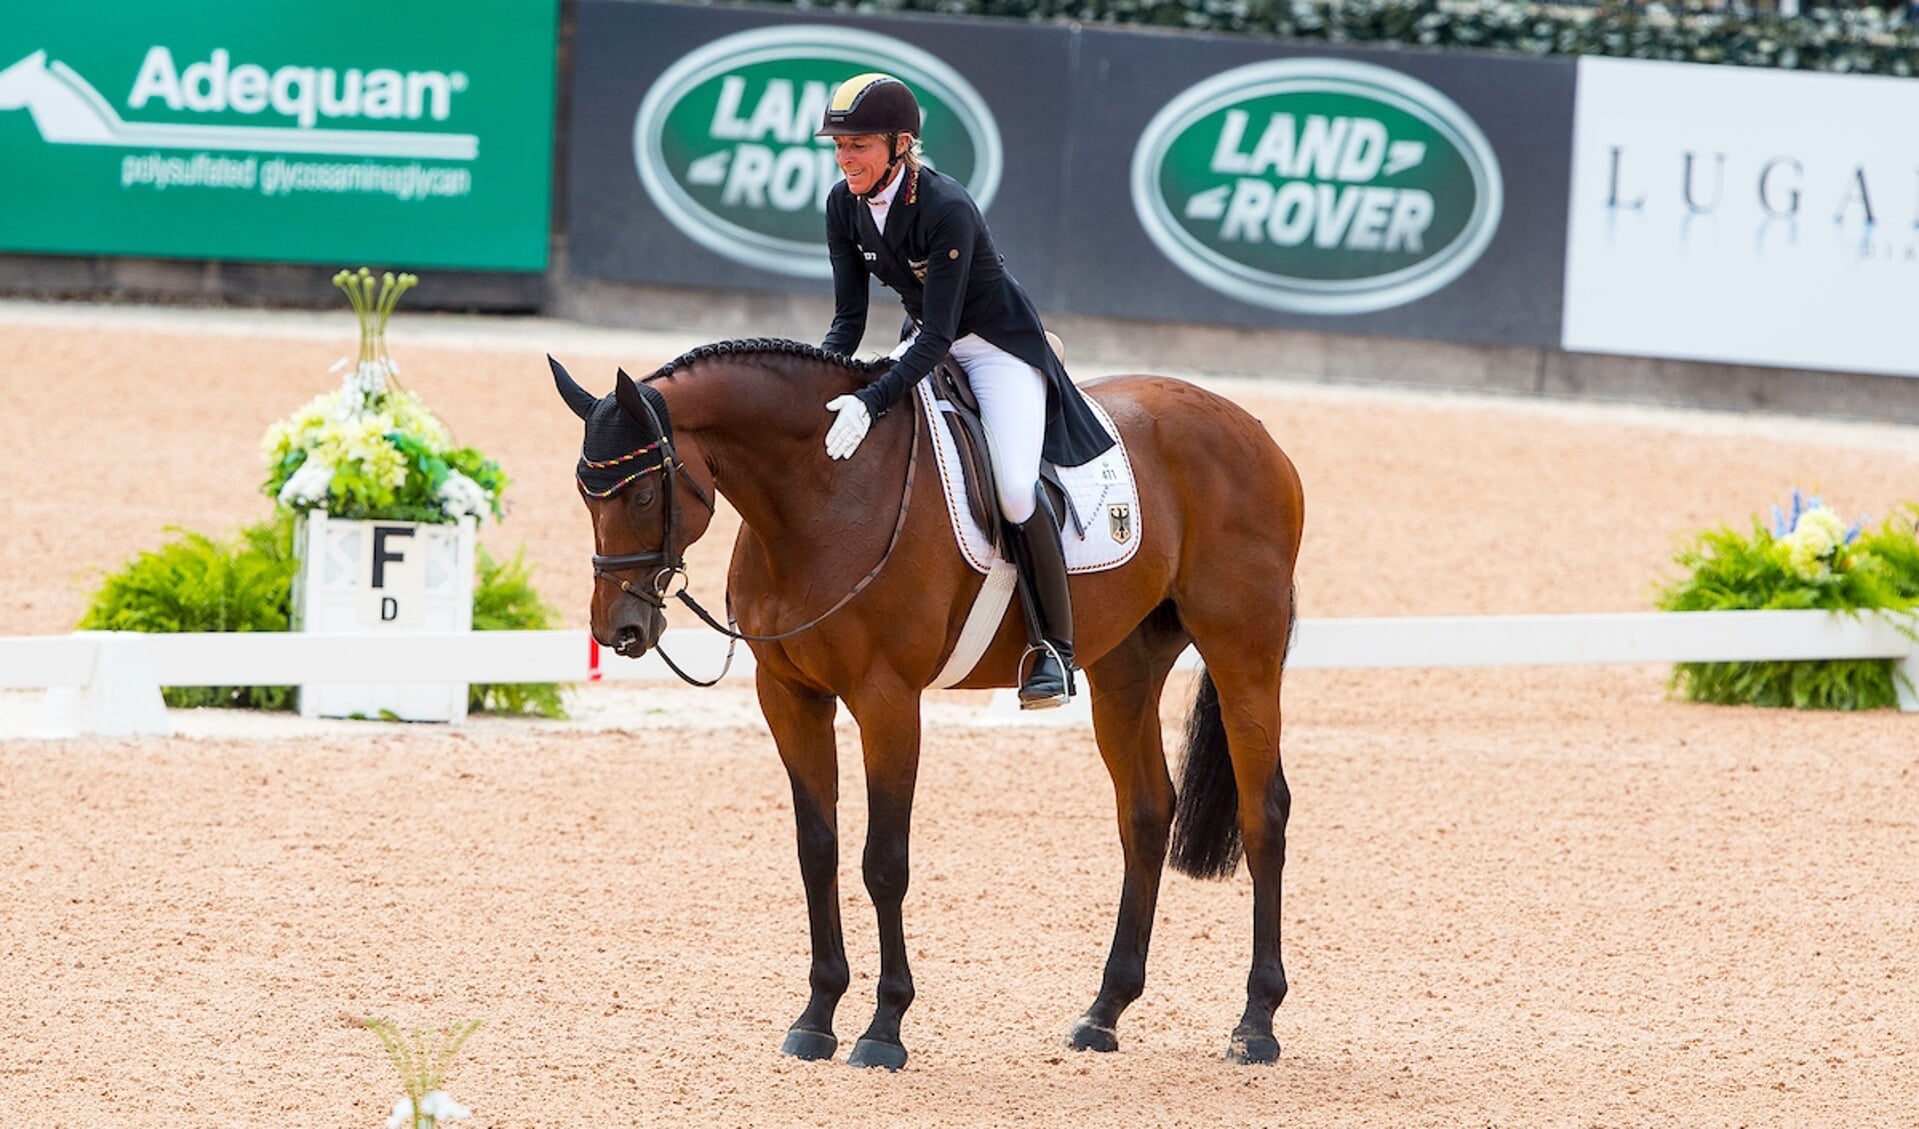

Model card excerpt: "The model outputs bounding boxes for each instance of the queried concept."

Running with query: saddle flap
[914,381,1141,578]
[931,355,1075,545]
[932,356,978,416]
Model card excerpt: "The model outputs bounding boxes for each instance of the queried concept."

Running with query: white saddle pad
[913,380,1141,575]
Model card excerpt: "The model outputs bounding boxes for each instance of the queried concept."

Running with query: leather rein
[587,392,920,686]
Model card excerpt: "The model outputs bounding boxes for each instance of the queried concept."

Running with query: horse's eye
[630,478,659,508]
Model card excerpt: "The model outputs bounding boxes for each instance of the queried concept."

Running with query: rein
[589,397,921,686]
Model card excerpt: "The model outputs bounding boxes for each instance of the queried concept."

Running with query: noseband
[584,434,710,611]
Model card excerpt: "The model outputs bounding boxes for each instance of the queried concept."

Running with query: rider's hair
[892,133,924,171]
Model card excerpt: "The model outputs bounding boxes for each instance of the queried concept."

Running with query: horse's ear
[549,354,598,421]
[614,368,650,428]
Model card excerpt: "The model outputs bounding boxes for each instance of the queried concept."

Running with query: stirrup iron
[1017,640,1073,710]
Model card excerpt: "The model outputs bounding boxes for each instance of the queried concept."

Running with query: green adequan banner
[0,0,557,270]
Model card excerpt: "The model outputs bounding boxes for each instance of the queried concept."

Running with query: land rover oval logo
[1131,59,1503,315]
[634,26,1003,279]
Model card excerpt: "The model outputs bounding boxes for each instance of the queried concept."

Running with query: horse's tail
[1169,588,1297,881]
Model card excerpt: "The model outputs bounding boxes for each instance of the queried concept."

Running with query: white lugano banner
[1562,57,1919,378]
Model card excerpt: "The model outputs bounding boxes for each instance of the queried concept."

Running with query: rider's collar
[861,157,910,208]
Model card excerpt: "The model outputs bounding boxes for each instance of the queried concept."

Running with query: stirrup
[1017,641,1074,710]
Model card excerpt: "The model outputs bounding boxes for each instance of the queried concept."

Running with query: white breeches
[894,332,1046,523]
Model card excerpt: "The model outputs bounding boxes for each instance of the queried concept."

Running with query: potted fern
[1656,490,1919,710]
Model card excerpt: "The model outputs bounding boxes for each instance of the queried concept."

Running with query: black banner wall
[567,0,1575,348]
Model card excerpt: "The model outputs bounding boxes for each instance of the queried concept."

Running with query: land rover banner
[568,2,1069,301]
[570,2,1573,347]
[1059,30,1573,345]
[1127,59,1505,316]
[0,0,558,270]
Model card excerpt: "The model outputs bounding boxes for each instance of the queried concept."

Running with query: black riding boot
[1008,488,1075,709]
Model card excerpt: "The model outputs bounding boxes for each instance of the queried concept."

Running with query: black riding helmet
[816,73,922,137]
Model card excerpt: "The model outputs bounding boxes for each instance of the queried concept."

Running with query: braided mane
[644,337,889,381]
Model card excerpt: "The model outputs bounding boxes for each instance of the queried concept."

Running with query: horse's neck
[672,359,872,542]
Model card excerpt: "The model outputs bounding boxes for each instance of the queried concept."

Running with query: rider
[815,72,1113,709]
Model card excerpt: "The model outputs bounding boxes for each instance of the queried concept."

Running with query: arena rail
[1,610,1913,737]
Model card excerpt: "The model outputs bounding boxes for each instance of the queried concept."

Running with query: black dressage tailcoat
[821,164,1114,468]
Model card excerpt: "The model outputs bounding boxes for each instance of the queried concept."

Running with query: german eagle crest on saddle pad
[914,380,1141,575]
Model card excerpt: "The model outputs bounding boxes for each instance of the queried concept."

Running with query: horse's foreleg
[1070,641,1182,1054]
[759,671,848,1061]
[846,694,922,1070]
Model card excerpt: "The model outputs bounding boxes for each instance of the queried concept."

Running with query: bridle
[584,438,708,609]
[584,384,921,686]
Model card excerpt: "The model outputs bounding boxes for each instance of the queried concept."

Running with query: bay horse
[550,339,1304,1068]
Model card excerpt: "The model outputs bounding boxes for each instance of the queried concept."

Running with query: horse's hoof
[846,1037,908,1071]
[1225,1030,1280,1065]
[780,1027,838,1061]
[1067,1017,1119,1053]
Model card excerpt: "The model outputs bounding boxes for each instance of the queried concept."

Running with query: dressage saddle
[927,332,1077,555]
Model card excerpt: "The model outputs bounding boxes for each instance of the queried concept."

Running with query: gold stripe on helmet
[830,73,897,112]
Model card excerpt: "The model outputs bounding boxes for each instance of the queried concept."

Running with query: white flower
[346,359,393,403]
[277,458,334,509]
[419,1090,471,1120]
[1779,505,1849,580]
[437,470,492,520]
[1793,506,1848,553]
[384,1091,470,1128]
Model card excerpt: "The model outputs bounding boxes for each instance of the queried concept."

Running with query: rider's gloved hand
[824,394,872,460]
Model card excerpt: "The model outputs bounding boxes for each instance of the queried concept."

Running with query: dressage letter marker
[360,524,426,627]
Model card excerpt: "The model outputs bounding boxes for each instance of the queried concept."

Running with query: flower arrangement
[1656,489,1919,710]
[261,269,506,524]
[367,1017,482,1129]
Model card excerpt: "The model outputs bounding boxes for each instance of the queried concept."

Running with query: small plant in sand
[366,1017,482,1129]
[260,268,506,525]
[1656,489,1919,709]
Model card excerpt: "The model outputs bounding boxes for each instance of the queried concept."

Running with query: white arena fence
[1,611,1914,738]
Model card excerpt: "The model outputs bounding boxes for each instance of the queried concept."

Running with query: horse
[550,339,1304,1068]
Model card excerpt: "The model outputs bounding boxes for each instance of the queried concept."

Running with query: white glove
[824,394,872,460]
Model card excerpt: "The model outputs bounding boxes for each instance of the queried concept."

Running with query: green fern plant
[77,514,299,709]
[77,520,571,717]
[469,545,568,718]
[1656,493,1919,710]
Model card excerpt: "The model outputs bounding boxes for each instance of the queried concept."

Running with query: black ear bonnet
[577,380,673,498]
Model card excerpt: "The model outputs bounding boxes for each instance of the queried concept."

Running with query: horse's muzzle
[612,625,649,658]
[599,600,665,659]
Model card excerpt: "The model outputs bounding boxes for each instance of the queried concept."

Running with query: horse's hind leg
[1177,592,1295,1065]
[1069,616,1188,1053]
[759,671,849,1061]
